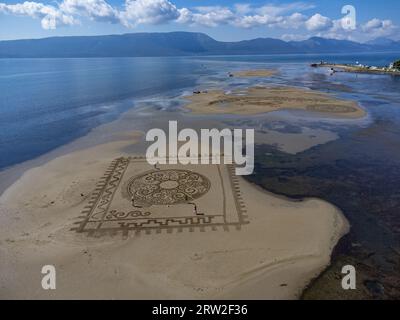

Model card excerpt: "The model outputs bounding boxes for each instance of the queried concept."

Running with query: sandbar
[232,69,277,77]
[185,86,365,118]
[0,133,348,299]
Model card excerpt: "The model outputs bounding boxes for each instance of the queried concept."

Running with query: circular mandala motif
[126,169,211,206]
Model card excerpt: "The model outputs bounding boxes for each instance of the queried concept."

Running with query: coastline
[0,129,349,299]
[313,63,400,76]
[0,66,364,299]
[0,81,366,196]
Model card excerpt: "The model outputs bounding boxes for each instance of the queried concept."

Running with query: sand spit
[185,86,365,118]
[314,63,400,76]
[0,133,348,299]
[232,70,277,77]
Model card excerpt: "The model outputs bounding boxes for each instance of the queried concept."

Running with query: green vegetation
[393,60,400,69]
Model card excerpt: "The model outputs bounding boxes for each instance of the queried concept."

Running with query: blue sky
[0,0,399,42]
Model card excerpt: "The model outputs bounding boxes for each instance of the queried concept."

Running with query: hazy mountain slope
[0,32,398,58]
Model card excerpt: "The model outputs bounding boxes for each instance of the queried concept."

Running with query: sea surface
[1,52,400,299]
[0,52,399,170]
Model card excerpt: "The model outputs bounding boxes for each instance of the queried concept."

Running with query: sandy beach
[0,127,349,299]
[185,86,365,118]
[0,66,369,299]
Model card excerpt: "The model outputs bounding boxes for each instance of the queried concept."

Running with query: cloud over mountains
[0,0,397,41]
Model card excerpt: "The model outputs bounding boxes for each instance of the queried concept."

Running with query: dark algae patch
[247,119,400,299]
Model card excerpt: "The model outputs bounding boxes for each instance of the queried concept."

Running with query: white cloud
[361,18,397,38]
[60,0,119,23]
[188,6,235,27]
[0,0,398,43]
[1,0,313,31]
[277,12,307,29]
[362,18,383,31]
[257,2,314,16]
[281,33,309,41]
[0,1,78,29]
[305,13,333,31]
[234,4,251,15]
[183,4,309,29]
[318,18,398,42]
[234,14,280,28]
[318,19,351,40]
[120,0,180,27]
[176,7,192,24]
[230,2,311,29]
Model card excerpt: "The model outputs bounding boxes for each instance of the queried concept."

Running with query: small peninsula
[311,59,400,76]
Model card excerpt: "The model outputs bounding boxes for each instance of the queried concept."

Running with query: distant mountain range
[1,32,400,58]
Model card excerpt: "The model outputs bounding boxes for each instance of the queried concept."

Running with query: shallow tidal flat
[185,86,365,118]
[232,69,277,77]
[1,54,399,300]
[0,132,348,299]
[247,122,400,299]
[0,68,355,299]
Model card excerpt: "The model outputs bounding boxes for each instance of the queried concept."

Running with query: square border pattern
[72,157,249,237]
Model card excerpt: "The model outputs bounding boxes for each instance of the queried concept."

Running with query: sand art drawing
[73,157,249,237]
[126,169,211,207]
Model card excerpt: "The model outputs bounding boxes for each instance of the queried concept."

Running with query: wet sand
[232,69,277,77]
[0,69,360,299]
[0,130,349,299]
[185,86,365,118]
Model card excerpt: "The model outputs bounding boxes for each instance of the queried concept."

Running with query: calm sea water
[0,52,399,170]
[1,52,400,298]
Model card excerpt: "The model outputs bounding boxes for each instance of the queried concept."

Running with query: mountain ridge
[0,31,399,58]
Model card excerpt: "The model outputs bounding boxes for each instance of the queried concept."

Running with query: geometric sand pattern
[72,157,249,237]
